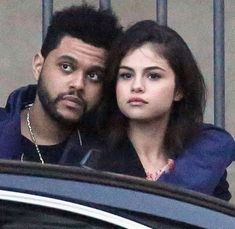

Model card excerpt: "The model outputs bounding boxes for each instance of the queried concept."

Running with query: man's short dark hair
[41,4,122,58]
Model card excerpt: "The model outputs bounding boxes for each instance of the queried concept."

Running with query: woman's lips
[127,97,148,105]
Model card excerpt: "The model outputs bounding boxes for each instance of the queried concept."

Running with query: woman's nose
[131,77,145,93]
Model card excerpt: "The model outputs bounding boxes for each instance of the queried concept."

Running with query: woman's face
[116,43,182,123]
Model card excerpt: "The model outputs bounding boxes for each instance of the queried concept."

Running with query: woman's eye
[118,72,132,80]
[147,73,161,80]
[60,63,73,73]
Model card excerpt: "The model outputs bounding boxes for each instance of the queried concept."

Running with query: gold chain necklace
[21,105,83,163]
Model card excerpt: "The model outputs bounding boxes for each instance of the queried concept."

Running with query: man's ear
[32,53,44,81]
[174,89,183,101]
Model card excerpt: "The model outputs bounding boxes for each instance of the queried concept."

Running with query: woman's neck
[128,118,169,172]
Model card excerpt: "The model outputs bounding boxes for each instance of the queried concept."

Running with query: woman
[91,20,235,201]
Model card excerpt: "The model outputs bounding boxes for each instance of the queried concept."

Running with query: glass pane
[0,200,124,229]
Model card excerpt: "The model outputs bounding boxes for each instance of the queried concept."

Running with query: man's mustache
[55,91,87,109]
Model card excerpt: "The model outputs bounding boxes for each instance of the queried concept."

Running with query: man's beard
[37,75,87,127]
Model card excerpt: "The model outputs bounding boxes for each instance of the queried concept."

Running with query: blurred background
[0,0,234,202]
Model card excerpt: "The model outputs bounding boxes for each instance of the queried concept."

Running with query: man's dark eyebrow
[57,55,77,64]
[58,55,105,71]
[88,65,105,72]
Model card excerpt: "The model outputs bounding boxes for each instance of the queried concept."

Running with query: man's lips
[127,97,148,104]
[61,95,84,108]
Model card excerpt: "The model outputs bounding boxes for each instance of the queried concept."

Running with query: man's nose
[69,72,85,90]
[131,76,145,93]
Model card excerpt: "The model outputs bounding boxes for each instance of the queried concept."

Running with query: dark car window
[0,199,204,229]
[0,200,124,229]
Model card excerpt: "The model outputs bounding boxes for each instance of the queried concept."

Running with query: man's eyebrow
[88,65,105,73]
[57,55,105,70]
[57,55,77,64]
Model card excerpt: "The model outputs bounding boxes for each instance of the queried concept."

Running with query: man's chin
[57,119,80,128]
[53,112,83,127]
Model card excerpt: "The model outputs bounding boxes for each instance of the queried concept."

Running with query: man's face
[33,36,107,126]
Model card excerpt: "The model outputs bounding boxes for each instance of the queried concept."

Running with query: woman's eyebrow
[119,66,134,71]
[144,66,166,72]
[119,65,166,72]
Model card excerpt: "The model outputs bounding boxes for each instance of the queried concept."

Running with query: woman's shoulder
[185,123,235,161]
[197,123,234,148]
[168,123,234,199]
[199,123,234,136]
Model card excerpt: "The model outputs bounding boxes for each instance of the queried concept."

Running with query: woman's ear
[174,89,183,101]
[32,53,44,81]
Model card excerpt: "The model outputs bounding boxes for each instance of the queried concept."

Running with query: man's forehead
[56,36,108,62]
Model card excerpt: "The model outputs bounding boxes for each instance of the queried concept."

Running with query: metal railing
[42,0,225,128]
[42,0,53,40]
[213,0,225,128]
[156,0,167,26]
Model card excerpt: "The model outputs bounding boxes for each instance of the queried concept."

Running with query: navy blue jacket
[87,124,235,201]
[0,85,99,165]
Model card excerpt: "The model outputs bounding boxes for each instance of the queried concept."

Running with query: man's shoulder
[0,84,37,124]
[0,107,8,121]
[5,84,37,113]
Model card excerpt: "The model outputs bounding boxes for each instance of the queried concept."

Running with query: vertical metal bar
[156,0,167,25]
[213,0,225,128]
[99,0,111,10]
[42,0,53,41]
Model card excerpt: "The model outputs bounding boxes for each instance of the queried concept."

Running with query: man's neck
[20,102,74,145]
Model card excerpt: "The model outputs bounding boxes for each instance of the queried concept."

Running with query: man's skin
[21,36,107,146]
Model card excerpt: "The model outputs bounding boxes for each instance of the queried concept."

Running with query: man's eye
[147,73,161,80]
[87,72,103,82]
[60,63,73,73]
[118,72,132,80]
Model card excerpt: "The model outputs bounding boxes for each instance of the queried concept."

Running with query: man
[0,4,122,164]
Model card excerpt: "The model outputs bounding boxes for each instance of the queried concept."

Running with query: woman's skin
[116,42,182,175]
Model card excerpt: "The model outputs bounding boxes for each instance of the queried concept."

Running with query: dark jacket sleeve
[213,171,231,201]
[160,123,235,201]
